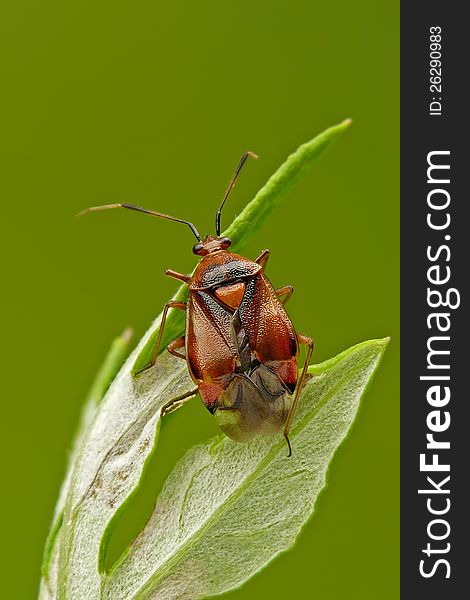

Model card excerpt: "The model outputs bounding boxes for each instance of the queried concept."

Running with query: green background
[1,1,399,598]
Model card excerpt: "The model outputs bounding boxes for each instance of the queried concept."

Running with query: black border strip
[401,4,467,597]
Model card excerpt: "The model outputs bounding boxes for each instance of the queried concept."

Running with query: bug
[79,152,313,455]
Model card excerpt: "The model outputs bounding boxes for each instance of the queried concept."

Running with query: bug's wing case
[186,290,237,383]
[239,273,298,392]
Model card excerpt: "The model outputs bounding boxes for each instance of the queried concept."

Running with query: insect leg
[167,336,186,359]
[255,249,270,272]
[275,285,294,305]
[283,333,314,457]
[134,300,187,374]
[161,387,199,417]
[165,269,191,283]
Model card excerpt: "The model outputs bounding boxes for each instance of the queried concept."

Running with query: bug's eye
[192,242,205,255]
[219,237,232,249]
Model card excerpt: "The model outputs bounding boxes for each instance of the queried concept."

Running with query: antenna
[77,203,201,241]
[215,151,258,236]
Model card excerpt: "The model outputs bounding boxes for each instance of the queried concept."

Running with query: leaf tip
[371,336,391,365]
[378,335,391,348]
[366,336,391,357]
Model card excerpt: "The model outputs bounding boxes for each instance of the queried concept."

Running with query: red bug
[79,152,313,455]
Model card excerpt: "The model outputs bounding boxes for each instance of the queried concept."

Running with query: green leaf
[131,119,352,375]
[39,329,133,599]
[103,338,389,599]
[53,351,193,599]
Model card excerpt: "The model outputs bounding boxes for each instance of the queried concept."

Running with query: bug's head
[192,235,232,256]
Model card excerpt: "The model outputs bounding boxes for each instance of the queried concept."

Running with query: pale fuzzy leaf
[102,338,388,600]
[39,330,133,599]
[56,346,192,599]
